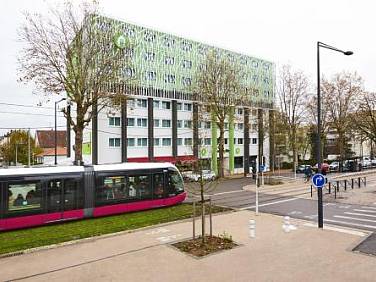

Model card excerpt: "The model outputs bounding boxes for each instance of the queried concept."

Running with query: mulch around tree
[172,235,238,257]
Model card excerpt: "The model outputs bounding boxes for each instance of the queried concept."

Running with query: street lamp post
[316,41,353,228]
[55,98,66,165]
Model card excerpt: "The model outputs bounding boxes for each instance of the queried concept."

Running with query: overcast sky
[1,0,375,135]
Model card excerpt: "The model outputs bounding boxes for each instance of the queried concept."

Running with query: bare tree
[277,65,309,172]
[354,91,376,144]
[18,1,132,164]
[321,72,363,164]
[193,51,245,178]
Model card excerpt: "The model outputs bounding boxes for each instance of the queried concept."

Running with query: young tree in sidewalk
[193,51,245,178]
[277,65,309,173]
[18,1,133,164]
[321,72,363,168]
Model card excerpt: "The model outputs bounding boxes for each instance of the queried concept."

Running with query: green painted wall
[93,15,275,105]
[229,107,235,174]
[211,111,218,175]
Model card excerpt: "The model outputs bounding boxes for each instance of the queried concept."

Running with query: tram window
[96,176,127,203]
[128,175,151,200]
[153,173,164,199]
[7,182,42,212]
[47,179,83,211]
[168,170,184,196]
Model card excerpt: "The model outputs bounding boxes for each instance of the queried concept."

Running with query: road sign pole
[318,188,323,228]
[256,172,259,215]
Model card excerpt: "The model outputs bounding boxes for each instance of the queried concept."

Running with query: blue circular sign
[312,173,325,188]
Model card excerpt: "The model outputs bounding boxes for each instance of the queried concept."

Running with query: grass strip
[0,203,229,255]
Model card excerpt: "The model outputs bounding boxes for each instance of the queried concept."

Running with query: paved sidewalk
[1,210,375,282]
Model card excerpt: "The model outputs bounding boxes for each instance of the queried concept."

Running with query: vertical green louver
[211,111,218,175]
[229,107,235,174]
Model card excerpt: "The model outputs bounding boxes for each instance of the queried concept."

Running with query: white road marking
[338,205,351,209]
[239,198,299,210]
[334,215,376,223]
[288,211,302,215]
[361,206,376,210]
[146,228,170,235]
[303,222,367,236]
[344,212,376,218]
[353,209,376,213]
[324,203,336,207]
[304,215,318,219]
[156,234,182,243]
[324,219,376,230]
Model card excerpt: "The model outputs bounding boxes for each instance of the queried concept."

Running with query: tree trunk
[74,127,83,165]
[200,179,205,244]
[218,124,225,178]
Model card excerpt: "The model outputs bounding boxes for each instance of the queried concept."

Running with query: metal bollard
[358,177,361,188]
[283,216,290,233]
[351,178,354,189]
[249,219,256,238]
[328,182,331,194]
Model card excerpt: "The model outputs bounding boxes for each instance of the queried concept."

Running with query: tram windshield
[168,169,184,195]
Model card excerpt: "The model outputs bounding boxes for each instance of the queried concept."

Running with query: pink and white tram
[0,163,186,231]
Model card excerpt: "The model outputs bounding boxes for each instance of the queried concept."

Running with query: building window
[144,52,155,62]
[263,77,270,85]
[184,138,192,146]
[109,138,121,148]
[127,99,135,108]
[146,71,156,81]
[177,138,182,146]
[153,100,160,109]
[164,36,175,47]
[137,118,147,127]
[237,123,244,130]
[177,102,182,110]
[7,182,41,212]
[162,119,171,128]
[137,138,147,147]
[127,138,135,147]
[224,123,229,130]
[182,77,192,86]
[238,138,243,145]
[137,99,147,108]
[252,60,259,68]
[165,56,175,65]
[224,138,228,145]
[124,67,135,78]
[184,103,192,111]
[204,138,211,145]
[162,138,171,146]
[237,108,243,115]
[235,157,243,169]
[252,138,257,145]
[154,119,160,127]
[154,138,160,146]
[162,101,171,109]
[144,32,156,42]
[182,60,192,69]
[204,121,211,129]
[184,120,192,128]
[181,41,192,51]
[164,74,175,84]
[127,118,135,127]
[177,120,182,128]
[109,117,121,127]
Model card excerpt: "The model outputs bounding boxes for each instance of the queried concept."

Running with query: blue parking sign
[312,173,325,188]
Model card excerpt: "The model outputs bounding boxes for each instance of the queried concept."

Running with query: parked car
[361,157,372,168]
[329,161,339,172]
[313,163,330,174]
[182,170,216,182]
[296,165,311,173]
[372,159,376,167]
